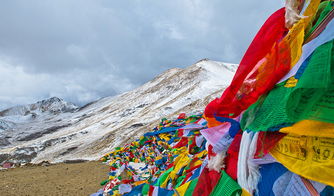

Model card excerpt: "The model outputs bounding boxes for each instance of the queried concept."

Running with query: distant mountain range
[0,59,237,165]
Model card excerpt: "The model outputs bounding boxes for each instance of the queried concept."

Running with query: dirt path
[0,161,109,196]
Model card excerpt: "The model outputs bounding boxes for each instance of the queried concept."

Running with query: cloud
[0,57,134,109]
[0,0,283,109]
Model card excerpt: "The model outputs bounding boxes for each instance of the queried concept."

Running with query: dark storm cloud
[0,0,283,109]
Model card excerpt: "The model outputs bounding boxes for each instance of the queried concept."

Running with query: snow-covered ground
[0,59,237,164]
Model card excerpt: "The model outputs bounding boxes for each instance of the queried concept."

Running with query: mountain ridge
[0,59,237,165]
[0,97,78,117]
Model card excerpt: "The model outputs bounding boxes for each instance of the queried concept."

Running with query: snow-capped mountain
[0,59,237,165]
[0,97,78,122]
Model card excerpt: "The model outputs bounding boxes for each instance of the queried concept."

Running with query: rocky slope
[0,59,237,165]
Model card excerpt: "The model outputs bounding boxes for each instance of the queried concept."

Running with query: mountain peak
[37,97,63,104]
[0,97,78,117]
[194,58,238,73]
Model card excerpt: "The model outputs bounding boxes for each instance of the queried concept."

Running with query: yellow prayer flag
[280,120,334,138]
[174,181,191,196]
[270,134,334,186]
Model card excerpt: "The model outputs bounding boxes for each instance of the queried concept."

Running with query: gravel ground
[0,161,109,196]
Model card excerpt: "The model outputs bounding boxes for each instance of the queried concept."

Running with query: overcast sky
[0,0,283,109]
